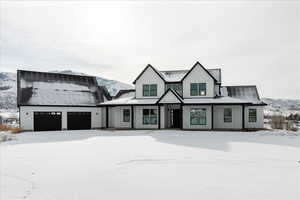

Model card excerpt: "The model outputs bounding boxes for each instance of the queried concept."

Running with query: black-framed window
[249,109,257,122]
[123,109,130,122]
[190,108,206,125]
[143,109,158,125]
[190,83,206,96]
[224,108,232,123]
[166,83,183,96]
[143,84,157,96]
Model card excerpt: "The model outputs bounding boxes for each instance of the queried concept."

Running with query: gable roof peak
[181,61,218,83]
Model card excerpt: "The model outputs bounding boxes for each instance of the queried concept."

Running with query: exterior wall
[135,67,165,99]
[19,106,102,131]
[101,107,107,128]
[182,65,215,98]
[160,105,165,129]
[134,106,159,129]
[214,84,220,96]
[182,105,212,129]
[213,105,243,129]
[244,106,264,129]
[107,106,131,128]
[159,91,181,104]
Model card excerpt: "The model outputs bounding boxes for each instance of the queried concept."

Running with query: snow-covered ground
[1,130,299,200]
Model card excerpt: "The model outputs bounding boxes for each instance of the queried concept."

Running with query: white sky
[0,1,299,99]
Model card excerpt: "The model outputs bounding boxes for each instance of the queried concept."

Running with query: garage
[67,112,91,130]
[34,112,62,131]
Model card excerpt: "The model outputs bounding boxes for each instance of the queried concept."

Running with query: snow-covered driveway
[1,130,299,200]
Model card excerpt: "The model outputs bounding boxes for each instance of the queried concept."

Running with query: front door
[172,109,181,128]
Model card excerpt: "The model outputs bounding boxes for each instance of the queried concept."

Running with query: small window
[143,85,150,96]
[143,84,157,96]
[143,109,158,125]
[190,83,206,96]
[150,84,157,96]
[190,108,206,125]
[224,108,232,123]
[123,109,130,122]
[249,109,257,122]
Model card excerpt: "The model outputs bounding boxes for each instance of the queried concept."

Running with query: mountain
[0,70,299,117]
[0,72,17,111]
[262,98,300,116]
[0,70,133,111]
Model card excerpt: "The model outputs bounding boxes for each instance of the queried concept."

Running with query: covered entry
[34,112,62,131]
[67,112,91,130]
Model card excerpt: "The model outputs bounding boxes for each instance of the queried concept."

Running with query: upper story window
[143,84,157,96]
[190,108,206,125]
[224,108,232,123]
[166,83,182,96]
[190,83,206,96]
[249,109,257,122]
[123,109,130,122]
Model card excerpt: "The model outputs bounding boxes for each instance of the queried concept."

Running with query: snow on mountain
[262,98,300,116]
[0,70,133,111]
[0,70,299,117]
[0,72,17,112]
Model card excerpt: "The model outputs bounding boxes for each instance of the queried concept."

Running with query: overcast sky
[0,1,299,99]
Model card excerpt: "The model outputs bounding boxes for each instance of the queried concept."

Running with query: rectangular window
[143,85,150,96]
[143,84,157,96]
[123,109,130,122]
[150,84,157,96]
[249,109,257,122]
[190,83,206,96]
[166,83,183,96]
[224,108,232,123]
[190,108,206,125]
[143,109,158,125]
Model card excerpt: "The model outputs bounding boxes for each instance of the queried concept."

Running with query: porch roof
[99,96,265,106]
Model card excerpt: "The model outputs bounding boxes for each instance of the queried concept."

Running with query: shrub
[0,125,22,133]
[0,125,10,131]
[10,128,22,134]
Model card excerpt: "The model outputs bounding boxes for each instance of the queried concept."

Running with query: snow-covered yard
[1,130,299,200]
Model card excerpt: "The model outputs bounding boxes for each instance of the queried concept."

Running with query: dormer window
[190,83,206,96]
[143,84,157,96]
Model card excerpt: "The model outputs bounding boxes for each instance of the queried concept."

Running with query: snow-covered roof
[224,86,263,104]
[159,70,188,82]
[100,97,157,105]
[17,70,106,106]
[158,68,221,83]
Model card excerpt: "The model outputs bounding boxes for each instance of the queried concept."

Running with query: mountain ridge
[0,70,299,116]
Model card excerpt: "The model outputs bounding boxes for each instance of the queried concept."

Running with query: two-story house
[100,62,266,130]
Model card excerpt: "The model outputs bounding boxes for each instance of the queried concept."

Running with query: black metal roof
[17,70,109,106]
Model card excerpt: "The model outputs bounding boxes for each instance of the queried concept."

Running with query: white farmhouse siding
[182,64,215,98]
[134,106,159,129]
[182,105,212,129]
[101,107,107,128]
[19,106,102,131]
[158,90,182,104]
[160,105,166,129]
[108,107,116,128]
[213,105,243,129]
[244,106,264,129]
[107,106,132,129]
[135,67,165,99]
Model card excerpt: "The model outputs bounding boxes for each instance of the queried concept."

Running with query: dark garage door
[67,112,91,130]
[34,112,62,131]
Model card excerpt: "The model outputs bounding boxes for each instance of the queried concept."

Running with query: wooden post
[242,104,245,129]
[211,105,214,130]
[131,105,134,129]
[106,106,109,128]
